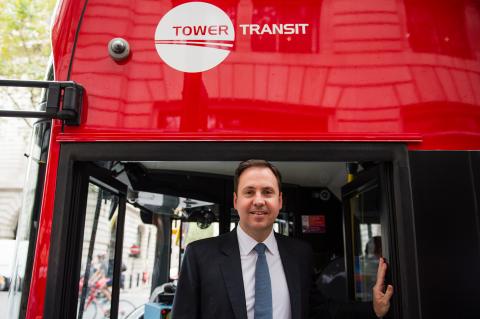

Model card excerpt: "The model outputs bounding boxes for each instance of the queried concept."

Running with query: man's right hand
[372,258,394,318]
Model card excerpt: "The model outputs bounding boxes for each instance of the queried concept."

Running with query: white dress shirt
[237,225,292,319]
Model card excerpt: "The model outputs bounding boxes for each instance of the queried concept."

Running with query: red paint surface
[51,0,87,81]
[26,124,61,319]
[51,0,480,150]
[28,0,480,317]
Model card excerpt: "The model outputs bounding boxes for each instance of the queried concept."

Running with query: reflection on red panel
[49,0,480,149]
[405,0,473,58]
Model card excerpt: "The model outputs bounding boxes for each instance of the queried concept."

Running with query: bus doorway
[43,142,416,319]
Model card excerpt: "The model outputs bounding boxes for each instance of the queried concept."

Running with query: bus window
[170,201,220,280]
[348,188,382,301]
[169,221,219,280]
[117,202,157,313]
[77,184,135,319]
[342,163,398,316]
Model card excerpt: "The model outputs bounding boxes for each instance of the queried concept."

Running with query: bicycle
[79,276,136,319]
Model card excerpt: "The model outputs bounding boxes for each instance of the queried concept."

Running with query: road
[0,288,151,319]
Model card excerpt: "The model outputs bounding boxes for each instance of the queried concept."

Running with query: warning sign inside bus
[301,215,326,234]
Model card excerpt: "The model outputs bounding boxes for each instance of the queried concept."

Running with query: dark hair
[234,159,282,193]
[365,236,382,257]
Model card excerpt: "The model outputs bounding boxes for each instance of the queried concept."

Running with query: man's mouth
[250,211,268,215]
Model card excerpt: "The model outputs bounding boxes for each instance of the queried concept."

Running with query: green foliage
[0,0,56,80]
[0,0,56,123]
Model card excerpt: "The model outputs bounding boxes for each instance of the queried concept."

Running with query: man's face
[234,166,282,236]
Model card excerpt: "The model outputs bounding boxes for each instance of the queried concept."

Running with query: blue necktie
[254,243,272,319]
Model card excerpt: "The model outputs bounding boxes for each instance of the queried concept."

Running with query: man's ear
[279,192,283,209]
[233,192,238,209]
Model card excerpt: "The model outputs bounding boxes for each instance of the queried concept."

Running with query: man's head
[234,159,282,194]
[233,160,283,241]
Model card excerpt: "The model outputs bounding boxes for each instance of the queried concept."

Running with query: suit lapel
[219,231,248,319]
[276,234,302,319]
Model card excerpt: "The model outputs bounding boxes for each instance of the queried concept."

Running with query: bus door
[341,163,399,319]
[80,164,132,319]
[47,162,132,319]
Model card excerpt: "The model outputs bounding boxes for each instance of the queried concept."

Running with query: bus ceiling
[90,160,377,221]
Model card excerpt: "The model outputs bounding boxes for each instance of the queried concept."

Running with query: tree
[0,0,56,128]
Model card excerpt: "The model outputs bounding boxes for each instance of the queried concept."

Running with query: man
[172,159,393,319]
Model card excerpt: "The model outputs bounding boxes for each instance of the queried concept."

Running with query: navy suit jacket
[171,230,374,319]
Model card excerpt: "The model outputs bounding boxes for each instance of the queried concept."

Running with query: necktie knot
[254,243,267,255]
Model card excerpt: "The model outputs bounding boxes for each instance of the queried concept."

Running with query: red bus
[1,0,479,318]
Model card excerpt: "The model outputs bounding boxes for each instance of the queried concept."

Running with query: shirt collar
[237,225,278,256]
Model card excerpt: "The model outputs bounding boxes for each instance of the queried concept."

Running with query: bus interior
[69,155,400,319]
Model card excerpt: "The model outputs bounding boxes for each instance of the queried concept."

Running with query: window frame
[44,161,127,319]
[342,163,401,318]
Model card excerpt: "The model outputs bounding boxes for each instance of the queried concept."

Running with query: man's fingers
[384,285,394,301]
[373,283,393,318]
[375,258,386,287]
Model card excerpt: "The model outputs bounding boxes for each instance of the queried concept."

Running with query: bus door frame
[42,142,421,319]
[44,157,128,319]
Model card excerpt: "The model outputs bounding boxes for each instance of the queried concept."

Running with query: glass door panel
[77,184,119,319]
[73,164,129,319]
[342,163,397,318]
[347,185,382,301]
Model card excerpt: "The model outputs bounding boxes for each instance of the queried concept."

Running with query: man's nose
[253,192,266,206]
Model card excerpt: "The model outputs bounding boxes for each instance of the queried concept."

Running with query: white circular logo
[155,2,235,73]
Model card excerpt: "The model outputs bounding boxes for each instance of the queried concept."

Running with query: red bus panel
[48,0,480,149]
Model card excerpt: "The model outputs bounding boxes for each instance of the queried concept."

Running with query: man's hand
[372,258,394,317]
